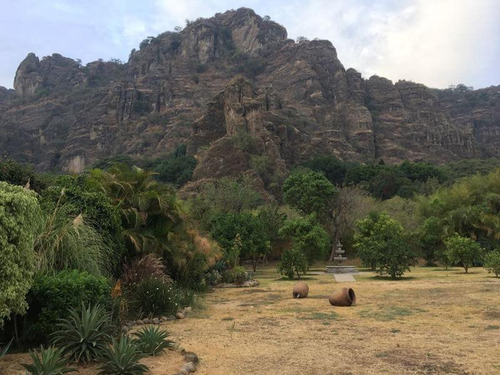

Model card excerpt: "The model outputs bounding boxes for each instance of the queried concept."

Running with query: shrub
[484,250,500,277]
[127,279,193,317]
[277,248,308,279]
[25,270,111,344]
[0,182,41,328]
[132,326,173,356]
[52,303,113,364]
[22,346,76,374]
[99,336,148,375]
[221,266,247,285]
[444,234,484,273]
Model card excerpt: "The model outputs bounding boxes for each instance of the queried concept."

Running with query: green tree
[188,177,262,230]
[0,182,42,328]
[210,212,270,271]
[283,170,336,221]
[484,250,500,277]
[277,248,308,279]
[444,234,484,273]
[354,212,417,278]
[418,217,442,266]
[0,158,46,194]
[301,155,348,186]
[279,216,330,266]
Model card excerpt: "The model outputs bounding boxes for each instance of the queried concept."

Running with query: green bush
[127,279,194,317]
[99,336,148,375]
[52,303,113,364]
[221,266,247,285]
[0,182,41,328]
[24,270,110,344]
[277,248,308,280]
[22,346,76,374]
[484,250,500,277]
[132,326,173,356]
[444,234,484,273]
[354,212,417,278]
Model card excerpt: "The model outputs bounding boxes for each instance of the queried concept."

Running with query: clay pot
[329,287,356,306]
[292,282,309,298]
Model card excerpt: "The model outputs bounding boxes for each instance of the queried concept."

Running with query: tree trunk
[252,256,257,272]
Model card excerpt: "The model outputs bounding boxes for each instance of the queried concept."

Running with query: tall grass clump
[35,192,112,276]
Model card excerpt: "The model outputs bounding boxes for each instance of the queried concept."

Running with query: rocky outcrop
[1,7,499,179]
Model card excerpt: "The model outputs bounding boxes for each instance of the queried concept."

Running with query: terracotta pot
[292,282,309,298]
[329,287,356,306]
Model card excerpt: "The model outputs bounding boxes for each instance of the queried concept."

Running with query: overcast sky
[1,0,499,89]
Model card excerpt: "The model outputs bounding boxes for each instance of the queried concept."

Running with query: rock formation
[0,7,498,185]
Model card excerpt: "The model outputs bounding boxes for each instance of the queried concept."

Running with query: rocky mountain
[1,8,499,186]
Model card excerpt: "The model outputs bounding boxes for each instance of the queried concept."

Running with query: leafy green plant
[133,326,173,356]
[0,182,41,328]
[99,335,149,375]
[277,247,308,279]
[22,346,76,374]
[221,266,248,285]
[25,270,110,344]
[127,278,195,317]
[484,250,500,277]
[52,303,113,364]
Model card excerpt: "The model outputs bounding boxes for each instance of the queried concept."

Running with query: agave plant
[0,338,13,358]
[22,346,76,375]
[52,303,113,364]
[99,335,149,375]
[133,326,174,356]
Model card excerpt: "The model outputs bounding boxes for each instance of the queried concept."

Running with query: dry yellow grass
[168,265,500,375]
[2,265,499,374]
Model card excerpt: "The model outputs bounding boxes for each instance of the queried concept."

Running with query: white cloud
[269,0,499,88]
[0,0,498,89]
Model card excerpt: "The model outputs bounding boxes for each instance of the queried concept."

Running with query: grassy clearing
[165,264,500,375]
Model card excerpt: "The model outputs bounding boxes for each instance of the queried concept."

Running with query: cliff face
[1,7,499,183]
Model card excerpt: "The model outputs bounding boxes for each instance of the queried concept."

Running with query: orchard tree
[484,250,500,277]
[354,212,417,278]
[210,212,270,271]
[444,234,484,273]
[279,216,330,266]
[0,182,42,327]
[277,248,307,279]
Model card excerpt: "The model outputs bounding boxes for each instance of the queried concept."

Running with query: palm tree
[90,164,181,256]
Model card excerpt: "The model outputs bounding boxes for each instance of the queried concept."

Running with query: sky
[0,0,499,90]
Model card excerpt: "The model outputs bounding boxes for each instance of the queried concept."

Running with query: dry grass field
[2,265,499,375]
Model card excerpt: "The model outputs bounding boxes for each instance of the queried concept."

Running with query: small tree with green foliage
[354,212,417,278]
[444,234,484,273]
[279,216,330,266]
[0,182,41,328]
[210,212,269,271]
[277,248,308,279]
[484,250,500,277]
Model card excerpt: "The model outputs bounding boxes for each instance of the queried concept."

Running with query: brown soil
[2,266,499,374]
